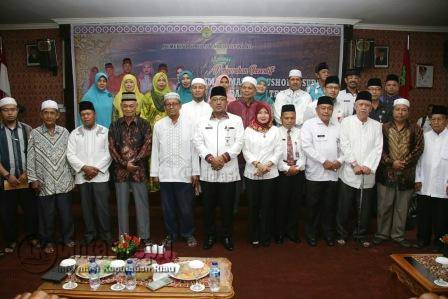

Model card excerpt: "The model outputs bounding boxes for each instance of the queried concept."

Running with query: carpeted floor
[0,192,431,299]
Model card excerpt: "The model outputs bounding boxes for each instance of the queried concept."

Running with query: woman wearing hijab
[80,72,113,128]
[143,71,171,128]
[176,70,193,104]
[255,77,274,106]
[113,74,149,121]
[138,61,154,94]
[242,102,282,247]
[214,74,236,103]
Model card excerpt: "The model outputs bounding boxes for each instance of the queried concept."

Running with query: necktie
[286,129,295,166]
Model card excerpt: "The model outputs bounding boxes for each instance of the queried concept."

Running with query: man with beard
[336,69,361,118]
[0,97,38,253]
[273,69,312,127]
[181,77,212,125]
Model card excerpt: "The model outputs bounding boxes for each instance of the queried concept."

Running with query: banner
[72,22,343,120]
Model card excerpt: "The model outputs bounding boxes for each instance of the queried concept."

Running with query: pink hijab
[214,74,236,103]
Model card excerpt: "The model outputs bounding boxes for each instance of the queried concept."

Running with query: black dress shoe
[325,238,335,247]
[80,238,94,246]
[203,236,216,250]
[306,238,317,247]
[372,237,386,245]
[275,236,284,244]
[286,235,301,243]
[262,239,271,247]
[413,240,430,249]
[222,237,234,251]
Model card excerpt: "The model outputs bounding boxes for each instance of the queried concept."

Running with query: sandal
[65,240,76,248]
[4,242,17,253]
[186,236,198,247]
[29,239,41,248]
[44,244,55,254]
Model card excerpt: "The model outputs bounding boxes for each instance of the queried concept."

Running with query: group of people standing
[0,61,447,255]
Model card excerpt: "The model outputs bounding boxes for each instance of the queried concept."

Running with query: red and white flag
[0,36,11,98]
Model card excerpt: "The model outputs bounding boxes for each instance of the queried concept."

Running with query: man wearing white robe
[67,101,112,245]
[273,69,312,127]
[180,78,211,126]
[336,91,383,247]
[414,105,448,249]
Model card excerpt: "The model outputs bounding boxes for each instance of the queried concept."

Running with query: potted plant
[112,234,141,260]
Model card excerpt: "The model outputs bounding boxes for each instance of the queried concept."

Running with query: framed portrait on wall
[374,46,389,68]
[26,44,40,66]
[416,64,433,88]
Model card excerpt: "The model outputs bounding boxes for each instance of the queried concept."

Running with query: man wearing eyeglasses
[150,92,200,248]
[0,97,38,254]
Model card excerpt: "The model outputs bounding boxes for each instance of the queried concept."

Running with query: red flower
[124,234,132,241]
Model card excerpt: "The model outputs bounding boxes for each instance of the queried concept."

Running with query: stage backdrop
[72,22,343,121]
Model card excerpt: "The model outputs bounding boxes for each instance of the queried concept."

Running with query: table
[389,253,448,298]
[38,257,234,298]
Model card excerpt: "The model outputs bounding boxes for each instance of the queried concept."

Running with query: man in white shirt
[150,92,200,248]
[336,91,383,248]
[273,69,312,127]
[303,76,345,124]
[180,78,212,126]
[275,104,306,245]
[67,101,112,245]
[194,86,244,251]
[301,96,342,247]
[414,105,448,249]
[336,69,360,118]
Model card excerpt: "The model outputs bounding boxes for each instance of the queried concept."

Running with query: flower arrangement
[440,234,448,244]
[440,234,448,258]
[112,234,141,259]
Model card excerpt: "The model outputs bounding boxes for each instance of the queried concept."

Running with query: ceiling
[0,0,447,29]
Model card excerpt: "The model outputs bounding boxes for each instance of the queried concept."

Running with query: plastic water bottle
[88,257,100,290]
[125,259,136,290]
[209,261,220,292]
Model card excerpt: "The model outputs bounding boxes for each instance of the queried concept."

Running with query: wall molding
[53,16,362,25]
[354,23,448,33]
[0,23,59,30]
[1,19,447,33]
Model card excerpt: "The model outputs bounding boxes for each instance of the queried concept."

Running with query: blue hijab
[80,72,113,128]
[176,70,193,104]
[254,77,274,106]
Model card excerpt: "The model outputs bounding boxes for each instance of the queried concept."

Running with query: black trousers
[417,195,448,244]
[201,181,236,238]
[275,172,304,239]
[38,192,74,245]
[0,188,38,244]
[305,180,338,240]
[336,181,373,240]
[78,182,112,243]
[246,177,276,243]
